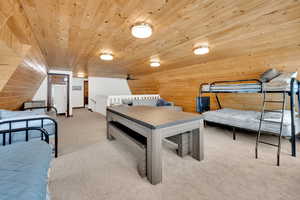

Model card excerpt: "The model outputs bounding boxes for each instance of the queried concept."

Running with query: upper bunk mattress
[201,81,297,93]
[202,83,261,93]
[203,108,300,137]
[0,140,52,200]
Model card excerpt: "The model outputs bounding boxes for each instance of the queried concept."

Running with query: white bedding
[202,83,261,92]
[202,82,297,92]
[203,108,300,137]
[201,75,297,92]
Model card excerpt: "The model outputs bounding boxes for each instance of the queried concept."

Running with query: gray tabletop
[107,106,202,129]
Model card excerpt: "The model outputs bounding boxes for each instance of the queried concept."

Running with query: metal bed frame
[199,78,300,157]
[0,116,58,157]
[0,127,50,144]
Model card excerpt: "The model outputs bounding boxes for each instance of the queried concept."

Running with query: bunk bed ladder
[255,91,286,166]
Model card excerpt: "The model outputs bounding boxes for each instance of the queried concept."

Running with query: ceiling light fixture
[193,46,210,55]
[77,73,85,78]
[100,53,114,61]
[150,61,160,67]
[131,22,153,38]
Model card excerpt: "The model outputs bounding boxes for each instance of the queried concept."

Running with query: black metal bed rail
[199,79,262,95]
[198,79,262,110]
[23,106,58,116]
[0,127,50,144]
[0,117,58,157]
[289,78,298,157]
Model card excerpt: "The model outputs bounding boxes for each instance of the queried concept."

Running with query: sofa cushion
[132,99,158,106]
[0,141,52,200]
[156,98,172,106]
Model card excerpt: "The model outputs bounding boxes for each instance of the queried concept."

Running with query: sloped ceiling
[0,0,48,110]
[17,0,300,78]
[0,40,31,91]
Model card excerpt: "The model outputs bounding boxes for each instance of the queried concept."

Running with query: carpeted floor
[49,109,300,200]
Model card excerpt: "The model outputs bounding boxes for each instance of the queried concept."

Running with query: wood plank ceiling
[18,0,300,78]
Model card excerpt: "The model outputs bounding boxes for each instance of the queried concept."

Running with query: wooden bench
[108,121,193,178]
[108,121,147,177]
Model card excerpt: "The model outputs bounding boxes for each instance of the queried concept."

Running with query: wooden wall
[129,46,300,113]
[128,79,159,95]
[0,64,45,110]
[0,0,48,110]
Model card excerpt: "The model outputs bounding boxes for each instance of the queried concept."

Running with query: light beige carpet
[49,109,300,200]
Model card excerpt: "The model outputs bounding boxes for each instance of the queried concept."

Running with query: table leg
[192,128,204,161]
[106,121,114,140]
[147,131,162,185]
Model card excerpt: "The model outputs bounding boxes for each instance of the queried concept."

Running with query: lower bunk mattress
[0,140,52,200]
[203,108,300,137]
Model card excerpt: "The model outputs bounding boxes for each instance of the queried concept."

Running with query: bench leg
[137,149,147,177]
[178,132,191,157]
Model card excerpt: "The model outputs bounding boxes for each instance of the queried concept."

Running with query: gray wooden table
[106,106,204,185]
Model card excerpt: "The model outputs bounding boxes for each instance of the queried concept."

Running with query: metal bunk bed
[0,107,58,157]
[199,78,300,164]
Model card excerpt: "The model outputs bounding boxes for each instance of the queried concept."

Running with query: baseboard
[73,106,85,109]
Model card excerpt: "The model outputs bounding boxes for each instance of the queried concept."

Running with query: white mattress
[262,82,293,92]
[201,82,297,92]
[203,108,300,137]
[202,83,261,93]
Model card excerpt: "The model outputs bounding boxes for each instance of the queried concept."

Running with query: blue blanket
[0,140,52,200]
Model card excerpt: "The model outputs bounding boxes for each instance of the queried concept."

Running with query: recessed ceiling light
[77,73,85,78]
[193,46,210,55]
[150,61,160,67]
[100,53,114,61]
[131,23,153,38]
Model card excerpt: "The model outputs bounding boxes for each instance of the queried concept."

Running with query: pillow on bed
[267,72,298,86]
[260,68,281,82]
